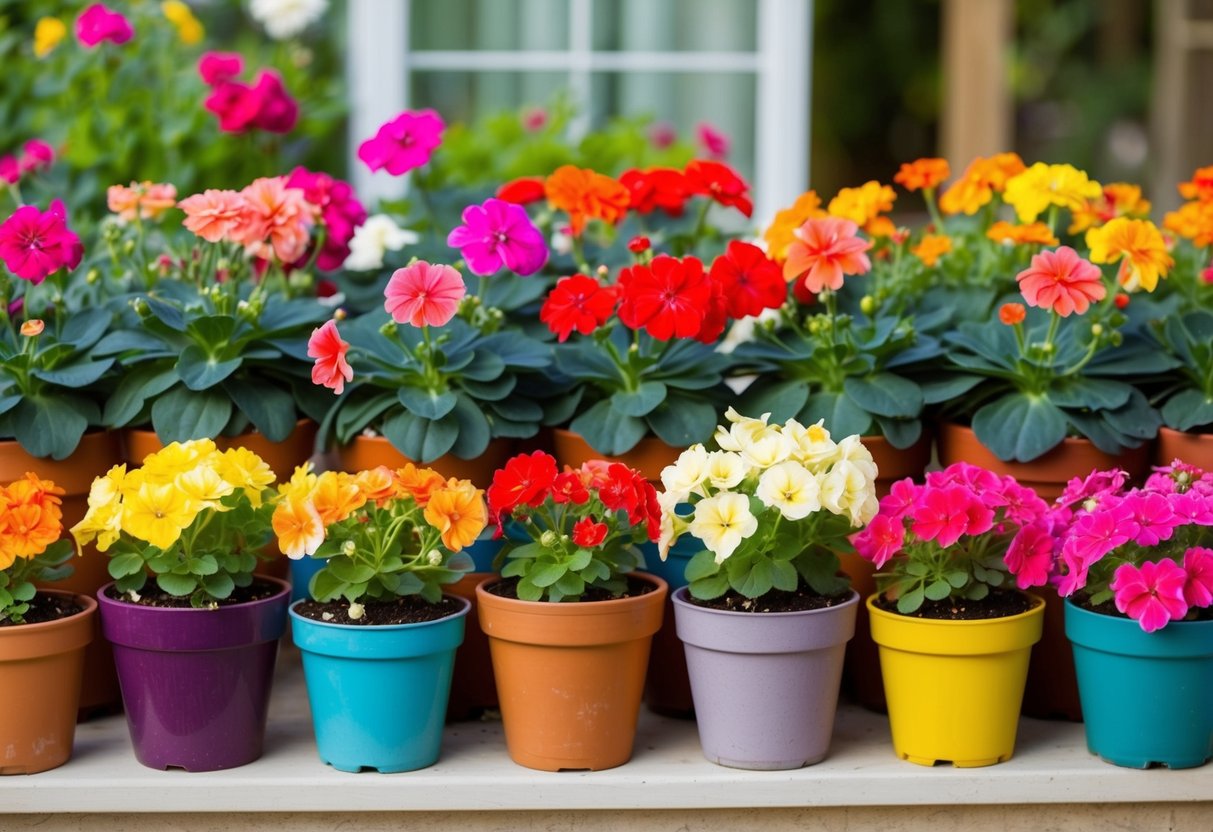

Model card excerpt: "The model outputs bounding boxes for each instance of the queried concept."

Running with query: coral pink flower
[1015,246,1106,317]
[540,275,617,342]
[179,189,246,243]
[19,140,54,174]
[384,261,465,328]
[230,177,314,263]
[198,52,244,86]
[307,320,353,395]
[76,3,133,47]
[783,217,873,294]
[1111,559,1189,633]
[107,182,178,222]
[1005,523,1054,589]
[1183,547,1213,608]
[853,514,904,568]
[0,200,83,283]
[910,485,974,548]
[357,110,445,176]
[446,198,548,276]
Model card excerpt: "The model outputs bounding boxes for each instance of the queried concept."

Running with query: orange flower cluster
[827,181,896,237]
[893,158,950,192]
[1165,166,1213,248]
[0,474,64,570]
[107,181,178,223]
[763,190,826,263]
[911,234,953,267]
[544,165,630,236]
[1069,183,1152,234]
[940,152,1026,216]
[986,221,1059,247]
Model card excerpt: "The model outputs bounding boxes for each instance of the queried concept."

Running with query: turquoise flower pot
[289,556,325,604]
[290,596,470,773]
[640,534,703,717]
[1066,598,1213,769]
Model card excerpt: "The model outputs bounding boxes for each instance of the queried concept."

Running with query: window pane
[410,0,569,50]
[411,71,570,126]
[592,0,757,52]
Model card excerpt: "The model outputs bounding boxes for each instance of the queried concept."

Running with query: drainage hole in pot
[557,767,592,772]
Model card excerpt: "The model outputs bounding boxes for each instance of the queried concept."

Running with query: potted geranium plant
[70,439,290,772]
[477,450,667,771]
[0,473,96,775]
[1051,462,1213,769]
[659,409,877,770]
[276,464,483,772]
[853,462,1049,767]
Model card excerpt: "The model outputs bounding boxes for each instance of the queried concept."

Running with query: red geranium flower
[496,176,547,205]
[571,517,608,548]
[684,159,753,218]
[540,275,617,342]
[487,451,559,516]
[552,471,590,505]
[617,255,714,341]
[709,241,787,318]
[619,167,690,216]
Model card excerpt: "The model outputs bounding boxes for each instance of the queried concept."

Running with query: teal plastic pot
[289,556,325,604]
[290,596,470,772]
[1066,598,1213,769]
[640,536,702,717]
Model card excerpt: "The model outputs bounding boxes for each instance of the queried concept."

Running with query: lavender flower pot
[97,577,290,772]
[672,586,858,770]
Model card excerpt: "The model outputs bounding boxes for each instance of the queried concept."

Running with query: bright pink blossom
[384,261,465,328]
[696,122,730,159]
[205,70,298,134]
[1183,547,1213,608]
[357,110,445,176]
[878,478,917,519]
[1121,491,1179,547]
[446,198,548,276]
[1016,246,1106,317]
[0,200,83,283]
[853,514,904,568]
[649,121,677,149]
[285,167,367,271]
[1005,523,1054,589]
[1000,480,1050,526]
[198,52,244,86]
[0,158,18,186]
[308,320,353,395]
[783,217,873,294]
[1055,506,1133,596]
[1111,559,1189,633]
[19,140,53,174]
[76,4,133,47]
[1169,491,1213,526]
[1056,468,1128,511]
[910,485,976,548]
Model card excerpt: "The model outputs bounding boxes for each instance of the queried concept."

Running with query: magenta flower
[0,157,18,186]
[0,200,83,283]
[446,198,548,277]
[1060,504,1133,574]
[1182,547,1213,608]
[204,70,298,134]
[910,485,974,548]
[199,52,244,86]
[1111,559,1189,633]
[649,121,676,150]
[852,514,904,568]
[1057,468,1129,511]
[878,477,917,519]
[1169,491,1213,526]
[19,140,54,174]
[357,110,445,176]
[696,122,731,159]
[1005,523,1054,589]
[384,261,465,328]
[76,3,134,47]
[1000,481,1050,526]
[1122,491,1180,547]
[285,167,367,271]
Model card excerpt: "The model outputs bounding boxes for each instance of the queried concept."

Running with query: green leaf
[31,359,114,388]
[569,398,647,456]
[516,577,543,602]
[739,380,810,422]
[918,373,983,405]
[1163,389,1213,432]
[186,314,238,346]
[397,386,458,420]
[530,562,569,588]
[688,571,731,600]
[222,378,297,442]
[1046,378,1132,411]
[103,364,179,427]
[327,558,376,584]
[380,410,459,463]
[462,375,517,401]
[151,386,233,443]
[924,579,952,601]
[10,582,35,602]
[450,394,491,459]
[733,559,774,599]
[177,344,243,391]
[461,351,506,381]
[201,573,235,599]
[801,391,873,438]
[971,393,1067,463]
[60,309,112,348]
[156,572,197,597]
[945,570,969,588]
[684,549,720,582]
[310,568,345,602]
[11,396,91,460]
[843,374,924,419]
[647,395,717,448]
[554,572,586,598]
[612,382,667,418]
[896,586,925,614]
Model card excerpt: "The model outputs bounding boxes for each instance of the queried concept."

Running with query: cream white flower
[833,434,879,481]
[657,490,688,561]
[740,429,796,470]
[705,451,748,490]
[661,444,710,499]
[713,407,774,452]
[343,214,418,271]
[820,460,877,526]
[250,0,328,40]
[786,418,837,467]
[756,461,821,520]
[690,492,758,564]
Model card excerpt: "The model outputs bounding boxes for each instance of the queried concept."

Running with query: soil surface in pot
[0,593,83,626]
[1077,594,1213,622]
[688,582,850,613]
[104,579,279,608]
[874,588,1032,620]
[295,595,463,626]
[486,575,656,602]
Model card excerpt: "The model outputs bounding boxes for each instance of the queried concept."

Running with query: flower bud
[859,295,876,316]
[1110,331,1123,347]
[334,307,347,321]
[347,602,365,621]
[427,550,442,566]
[132,298,151,318]
[86,268,100,284]
[122,239,135,255]
[1090,323,1103,337]
[20,319,44,337]
[342,540,356,556]
[540,530,559,548]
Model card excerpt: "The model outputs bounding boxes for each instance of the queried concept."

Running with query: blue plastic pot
[290,596,470,772]
[289,556,325,604]
[1066,598,1213,769]
[640,535,702,717]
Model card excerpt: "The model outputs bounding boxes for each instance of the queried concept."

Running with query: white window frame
[347,0,812,224]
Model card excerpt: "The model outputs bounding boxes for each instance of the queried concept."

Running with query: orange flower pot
[476,574,667,771]
[936,422,1151,721]
[551,428,683,481]
[0,591,96,773]
[1156,426,1213,471]
[337,434,512,490]
[0,431,124,716]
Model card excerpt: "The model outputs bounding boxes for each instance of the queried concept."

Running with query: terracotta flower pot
[0,591,96,774]
[840,431,935,714]
[551,428,682,481]
[0,431,124,717]
[936,421,1148,720]
[476,573,667,771]
[1156,426,1213,471]
[337,434,512,489]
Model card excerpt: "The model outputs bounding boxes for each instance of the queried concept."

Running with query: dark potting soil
[688,583,851,614]
[295,595,464,626]
[104,579,280,608]
[486,575,657,602]
[0,593,83,626]
[874,588,1033,620]
[1076,595,1213,623]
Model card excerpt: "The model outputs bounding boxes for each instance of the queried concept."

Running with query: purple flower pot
[672,586,858,770]
[97,577,290,772]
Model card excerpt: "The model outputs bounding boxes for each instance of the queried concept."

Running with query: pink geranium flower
[878,478,917,519]
[0,157,18,186]
[446,198,548,277]
[1169,491,1213,526]
[910,484,974,548]
[308,320,353,395]
[1121,491,1179,547]
[179,189,247,243]
[198,52,244,86]
[1016,246,1106,317]
[696,122,730,159]
[1182,547,1213,608]
[384,261,465,328]
[1055,506,1133,596]
[0,201,83,283]
[1005,523,1054,589]
[19,140,54,174]
[285,167,367,271]
[230,177,314,264]
[76,3,134,47]
[204,71,298,134]
[783,217,872,295]
[1056,468,1128,510]
[357,110,445,176]
[1111,559,1189,633]
[852,513,904,568]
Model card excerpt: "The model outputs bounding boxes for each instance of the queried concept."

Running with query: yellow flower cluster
[1002,163,1102,224]
[162,1,205,45]
[658,409,878,565]
[33,17,66,59]
[272,463,487,559]
[71,440,275,553]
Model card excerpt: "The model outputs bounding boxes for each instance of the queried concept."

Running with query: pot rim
[123,418,316,441]
[865,591,1045,627]
[1157,425,1213,441]
[1064,594,1213,631]
[96,574,290,612]
[671,584,860,618]
[475,571,668,614]
[288,593,471,631]
[0,588,97,633]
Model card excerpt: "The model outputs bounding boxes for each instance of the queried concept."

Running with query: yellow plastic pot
[868,593,1044,767]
